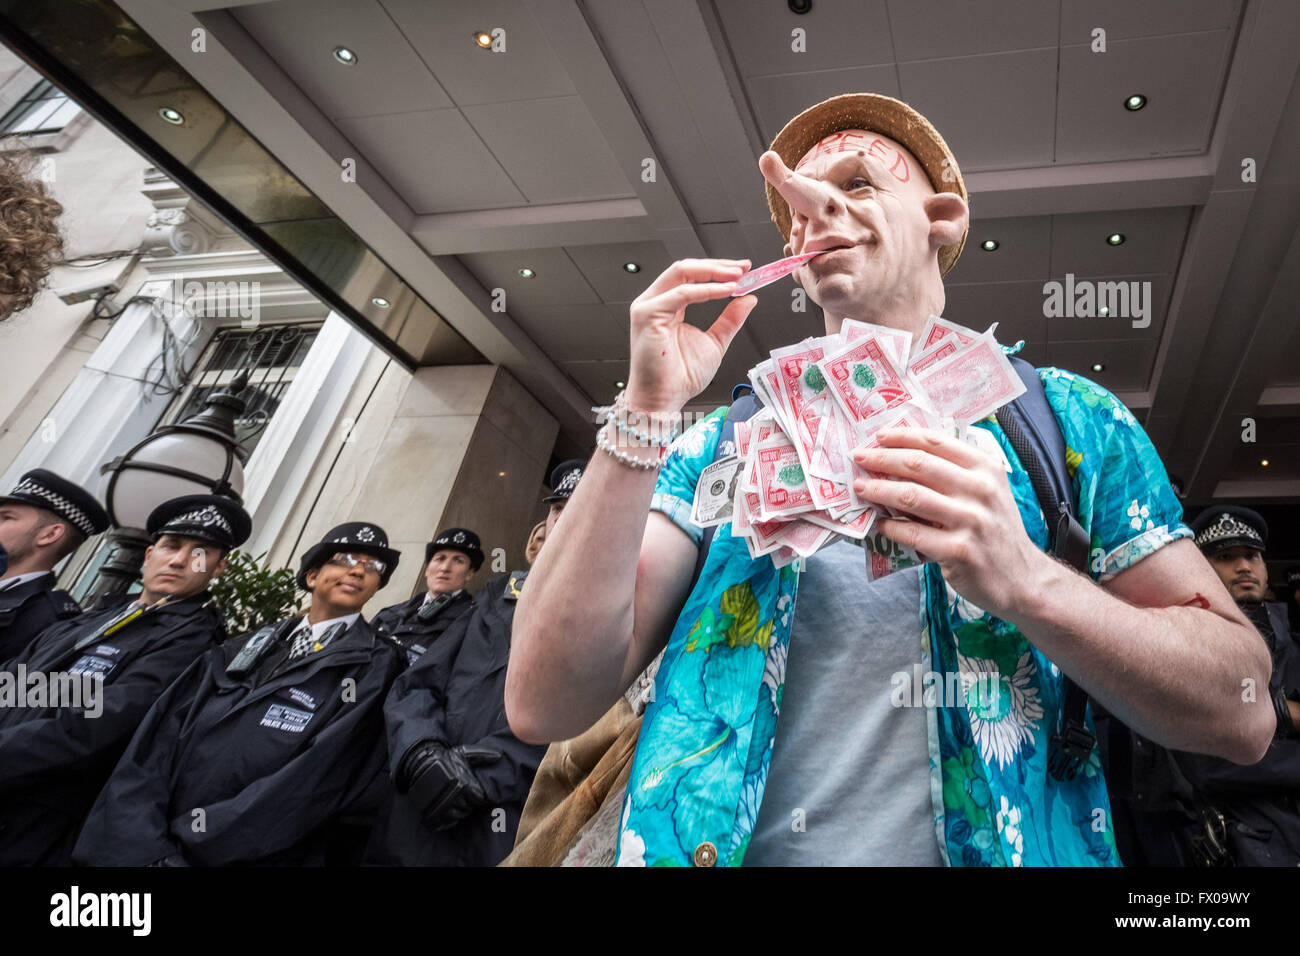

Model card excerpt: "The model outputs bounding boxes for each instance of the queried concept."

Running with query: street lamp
[84,370,250,605]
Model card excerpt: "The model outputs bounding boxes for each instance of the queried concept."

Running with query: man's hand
[853,425,1049,617]
[626,259,758,414]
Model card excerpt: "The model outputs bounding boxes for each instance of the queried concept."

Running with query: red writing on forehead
[796,133,911,183]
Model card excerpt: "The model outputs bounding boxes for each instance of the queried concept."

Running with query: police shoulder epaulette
[504,569,528,601]
[376,628,406,653]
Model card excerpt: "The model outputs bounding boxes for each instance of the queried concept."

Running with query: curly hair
[0,150,64,319]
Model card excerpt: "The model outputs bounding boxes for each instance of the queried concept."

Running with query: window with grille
[160,323,322,458]
[0,78,80,135]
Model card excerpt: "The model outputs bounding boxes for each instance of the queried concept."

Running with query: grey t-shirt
[744,539,945,866]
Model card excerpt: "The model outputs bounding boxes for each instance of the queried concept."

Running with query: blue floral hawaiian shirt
[616,366,1191,866]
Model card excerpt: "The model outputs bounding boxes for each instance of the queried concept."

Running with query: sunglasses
[326,552,386,575]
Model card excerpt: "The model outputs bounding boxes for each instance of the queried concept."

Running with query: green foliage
[209,549,301,637]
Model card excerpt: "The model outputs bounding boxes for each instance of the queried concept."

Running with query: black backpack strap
[689,385,762,593]
[995,357,1094,782]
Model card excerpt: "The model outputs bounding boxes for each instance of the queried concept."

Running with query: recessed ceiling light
[1098,306,1110,317]
[1261,459,1270,467]
[498,471,506,477]
[333,46,358,66]
[623,262,641,273]
[371,296,390,308]
[1091,363,1105,372]
[473,30,493,48]
[980,239,999,252]
[616,380,626,388]
[1124,94,1147,111]
[1106,233,1125,246]
[158,107,184,125]
[518,267,536,278]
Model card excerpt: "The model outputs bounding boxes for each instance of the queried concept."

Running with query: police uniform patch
[277,686,318,711]
[504,570,527,601]
[69,655,115,678]
[259,702,314,733]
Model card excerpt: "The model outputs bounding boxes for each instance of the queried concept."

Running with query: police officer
[0,469,109,660]
[372,527,481,667]
[74,522,404,866]
[1100,505,1300,865]
[0,493,246,865]
[1192,506,1294,652]
[365,461,583,865]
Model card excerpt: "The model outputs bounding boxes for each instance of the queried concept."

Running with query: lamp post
[83,370,250,606]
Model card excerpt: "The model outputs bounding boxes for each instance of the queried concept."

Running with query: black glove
[396,740,501,831]
[1273,686,1297,738]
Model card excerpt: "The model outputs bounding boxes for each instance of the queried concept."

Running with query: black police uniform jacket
[371,589,476,668]
[0,572,82,662]
[366,571,547,866]
[73,614,403,866]
[1100,600,1300,866]
[0,591,223,865]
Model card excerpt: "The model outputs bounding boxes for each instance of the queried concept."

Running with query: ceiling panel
[898,49,1059,171]
[380,0,576,105]
[1272,324,1300,387]
[514,302,629,363]
[1045,338,1157,391]
[940,279,1048,349]
[462,97,633,204]
[1059,0,1241,44]
[747,65,901,145]
[563,358,630,401]
[1220,418,1300,481]
[235,0,454,119]
[335,109,524,213]
[715,0,894,77]
[459,247,599,308]
[1056,31,1231,164]
[1043,274,1171,342]
[565,241,672,302]
[887,0,1058,61]
[1049,206,1189,276]
[943,215,1053,283]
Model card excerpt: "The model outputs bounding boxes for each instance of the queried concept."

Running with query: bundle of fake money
[690,315,1026,575]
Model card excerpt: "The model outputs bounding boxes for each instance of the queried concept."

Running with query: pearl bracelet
[593,391,681,449]
[594,420,663,470]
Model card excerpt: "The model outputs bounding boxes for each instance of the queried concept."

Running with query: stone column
[271,364,559,614]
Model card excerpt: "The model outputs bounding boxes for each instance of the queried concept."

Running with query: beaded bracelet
[593,391,681,449]
[594,419,663,470]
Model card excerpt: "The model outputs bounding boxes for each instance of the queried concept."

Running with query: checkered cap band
[556,468,582,495]
[169,505,233,536]
[1194,513,1264,551]
[9,478,97,536]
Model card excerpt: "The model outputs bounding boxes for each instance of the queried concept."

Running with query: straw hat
[765,93,968,276]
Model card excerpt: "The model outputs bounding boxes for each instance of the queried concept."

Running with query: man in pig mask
[506,94,1273,867]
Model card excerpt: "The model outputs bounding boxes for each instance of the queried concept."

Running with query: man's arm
[508,258,757,744]
[507,462,698,743]
[1022,537,1273,764]
[858,428,1274,765]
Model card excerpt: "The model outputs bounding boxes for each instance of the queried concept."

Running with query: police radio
[226,618,298,678]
